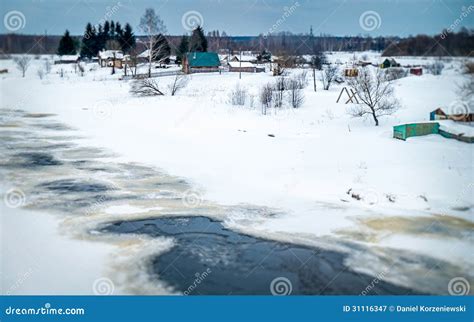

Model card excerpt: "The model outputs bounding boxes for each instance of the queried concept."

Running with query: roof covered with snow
[228,61,255,68]
[98,50,124,59]
[56,55,79,62]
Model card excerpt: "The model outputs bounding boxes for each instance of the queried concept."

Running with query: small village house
[182,52,221,74]
[380,58,400,69]
[410,67,423,76]
[54,55,80,64]
[430,107,474,122]
[344,67,359,77]
[228,61,263,73]
[98,50,124,68]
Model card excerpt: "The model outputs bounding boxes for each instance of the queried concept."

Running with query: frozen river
[1,108,470,295]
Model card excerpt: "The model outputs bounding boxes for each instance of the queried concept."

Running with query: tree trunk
[371,111,379,126]
[312,68,316,92]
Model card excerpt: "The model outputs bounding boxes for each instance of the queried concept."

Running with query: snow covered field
[1,53,473,295]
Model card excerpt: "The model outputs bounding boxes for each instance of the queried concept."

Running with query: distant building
[54,55,79,64]
[98,50,124,68]
[430,107,474,122]
[229,54,257,63]
[410,67,423,76]
[228,61,263,73]
[182,52,220,74]
[344,68,359,77]
[380,58,400,69]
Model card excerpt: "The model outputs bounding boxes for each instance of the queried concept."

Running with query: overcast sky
[1,0,473,36]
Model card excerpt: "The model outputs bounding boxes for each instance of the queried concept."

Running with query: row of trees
[56,21,136,57]
[80,21,136,58]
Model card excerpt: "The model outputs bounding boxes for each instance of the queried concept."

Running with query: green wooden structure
[393,122,440,140]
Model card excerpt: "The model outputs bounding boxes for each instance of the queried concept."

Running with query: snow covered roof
[138,49,150,58]
[56,55,79,62]
[98,50,124,59]
[231,54,257,62]
[228,61,255,68]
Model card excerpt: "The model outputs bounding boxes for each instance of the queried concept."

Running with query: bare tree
[229,83,247,106]
[321,64,338,90]
[168,73,189,96]
[273,76,287,107]
[130,78,164,96]
[426,61,444,75]
[139,8,167,77]
[13,55,32,77]
[259,83,273,115]
[287,79,305,108]
[347,68,399,126]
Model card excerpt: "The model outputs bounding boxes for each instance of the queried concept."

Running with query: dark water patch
[14,152,62,167]
[23,113,56,118]
[102,216,418,295]
[31,122,73,131]
[38,179,112,194]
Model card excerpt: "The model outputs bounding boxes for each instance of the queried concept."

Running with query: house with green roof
[183,52,221,74]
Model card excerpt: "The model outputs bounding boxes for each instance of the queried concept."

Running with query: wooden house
[182,52,220,74]
[98,50,124,68]
[344,68,359,77]
[228,61,259,73]
[381,58,400,69]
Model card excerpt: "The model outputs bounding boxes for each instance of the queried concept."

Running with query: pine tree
[57,30,77,55]
[80,23,96,58]
[152,34,170,64]
[189,26,208,52]
[176,35,189,65]
[115,22,123,40]
[110,21,116,38]
[97,24,106,52]
[120,23,136,53]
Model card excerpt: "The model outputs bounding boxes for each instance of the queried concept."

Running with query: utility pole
[239,48,242,80]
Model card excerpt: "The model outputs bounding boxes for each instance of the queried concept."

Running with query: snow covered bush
[426,61,444,75]
[321,64,338,90]
[43,59,52,74]
[37,68,45,80]
[347,68,399,126]
[130,78,164,96]
[287,79,305,108]
[384,67,408,81]
[294,71,308,89]
[259,83,273,115]
[229,84,247,106]
[273,76,287,107]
